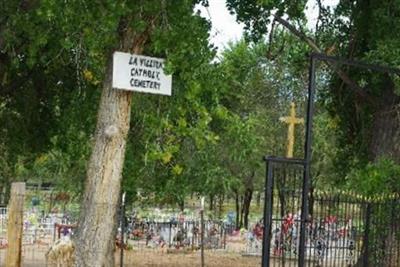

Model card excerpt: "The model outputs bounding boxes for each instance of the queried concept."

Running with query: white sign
[112,51,172,96]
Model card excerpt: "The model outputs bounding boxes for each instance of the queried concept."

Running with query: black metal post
[261,160,274,267]
[303,54,316,163]
[263,156,306,165]
[363,203,372,267]
[298,55,316,267]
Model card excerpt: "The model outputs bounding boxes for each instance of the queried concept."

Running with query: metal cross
[279,102,304,158]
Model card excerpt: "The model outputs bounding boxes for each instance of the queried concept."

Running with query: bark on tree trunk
[369,80,400,162]
[235,192,240,229]
[241,171,254,229]
[73,56,133,266]
[209,194,214,212]
[242,188,253,229]
[73,26,146,264]
[218,194,224,219]
[178,199,184,212]
[48,192,53,214]
[239,195,244,228]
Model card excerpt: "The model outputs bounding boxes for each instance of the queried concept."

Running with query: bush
[347,158,400,195]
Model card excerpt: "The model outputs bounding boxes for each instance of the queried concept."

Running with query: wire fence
[0,203,257,267]
[267,191,400,267]
[0,206,75,266]
[0,191,398,266]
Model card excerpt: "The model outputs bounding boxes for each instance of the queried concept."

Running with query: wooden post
[5,182,25,267]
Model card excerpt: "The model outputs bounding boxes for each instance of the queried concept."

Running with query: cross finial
[279,102,304,158]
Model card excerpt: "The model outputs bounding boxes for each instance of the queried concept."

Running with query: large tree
[1,0,214,265]
[73,1,215,265]
[0,0,104,198]
[227,0,400,180]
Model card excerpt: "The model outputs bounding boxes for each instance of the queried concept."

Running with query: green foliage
[315,1,400,173]
[226,0,307,41]
[0,0,216,199]
[0,0,328,214]
[311,111,340,188]
[347,158,400,195]
[7,0,396,211]
[121,33,312,210]
[228,0,400,193]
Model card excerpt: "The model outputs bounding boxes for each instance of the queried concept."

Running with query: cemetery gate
[262,53,400,267]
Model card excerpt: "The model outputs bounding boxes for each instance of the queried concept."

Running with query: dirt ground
[119,249,261,267]
[0,246,262,267]
[0,245,360,267]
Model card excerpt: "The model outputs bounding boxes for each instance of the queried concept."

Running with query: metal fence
[0,207,75,266]
[123,219,227,250]
[262,159,400,267]
[0,203,257,267]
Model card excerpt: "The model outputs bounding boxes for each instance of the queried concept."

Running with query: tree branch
[316,0,323,34]
[273,15,375,104]
[266,18,276,59]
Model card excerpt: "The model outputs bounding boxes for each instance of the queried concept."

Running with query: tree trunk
[241,171,255,229]
[242,188,253,229]
[235,191,240,229]
[74,29,145,264]
[73,56,132,266]
[218,194,224,219]
[239,195,244,228]
[48,192,53,214]
[209,194,214,212]
[178,199,184,212]
[369,79,400,162]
